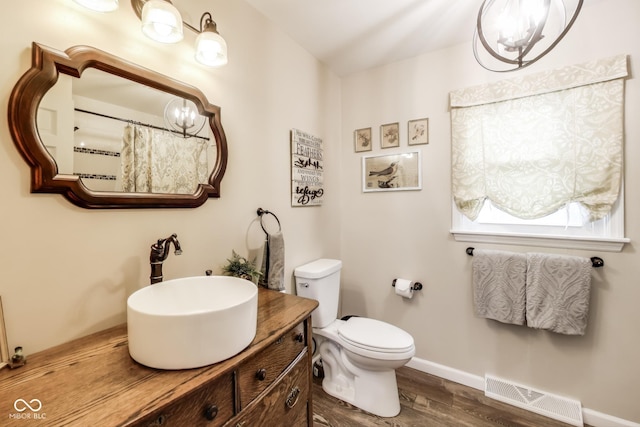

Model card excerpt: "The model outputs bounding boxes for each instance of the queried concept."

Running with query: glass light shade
[74,0,118,12]
[141,0,183,44]
[497,0,548,52]
[195,31,228,67]
[164,98,206,137]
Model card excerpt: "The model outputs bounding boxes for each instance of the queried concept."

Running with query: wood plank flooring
[312,366,592,427]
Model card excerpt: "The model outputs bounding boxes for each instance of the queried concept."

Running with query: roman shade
[450,55,628,222]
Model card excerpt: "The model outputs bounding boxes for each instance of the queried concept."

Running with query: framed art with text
[291,129,324,206]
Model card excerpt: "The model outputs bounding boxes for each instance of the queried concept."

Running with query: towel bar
[257,207,282,234]
[465,247,604,268]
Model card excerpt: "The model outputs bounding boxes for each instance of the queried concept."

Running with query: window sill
[450,230,629,252]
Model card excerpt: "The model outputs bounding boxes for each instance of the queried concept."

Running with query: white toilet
[294,259,415,417]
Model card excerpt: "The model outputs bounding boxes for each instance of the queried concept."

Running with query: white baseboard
[406,357,485,390]
[405,357,639,427]
[582,409,640,427]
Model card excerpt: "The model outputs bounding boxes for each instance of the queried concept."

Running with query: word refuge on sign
[291,129,324,207]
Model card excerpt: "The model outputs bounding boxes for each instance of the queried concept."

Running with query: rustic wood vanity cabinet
[0,288,318,426]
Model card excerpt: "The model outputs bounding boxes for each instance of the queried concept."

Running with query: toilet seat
[337,317,415,359]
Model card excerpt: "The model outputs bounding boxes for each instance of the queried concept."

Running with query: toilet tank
[294,259,342,328]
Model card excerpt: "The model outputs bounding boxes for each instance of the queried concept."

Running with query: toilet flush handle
[298,282,309,288]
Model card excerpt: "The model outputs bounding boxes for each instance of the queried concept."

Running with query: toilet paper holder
[392,279,423,291]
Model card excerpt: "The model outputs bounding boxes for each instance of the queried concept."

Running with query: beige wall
[0,0,341,353]
[340,0,639,422]
[2,0,638,423]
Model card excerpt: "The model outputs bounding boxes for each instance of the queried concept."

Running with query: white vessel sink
[127,276,258,369]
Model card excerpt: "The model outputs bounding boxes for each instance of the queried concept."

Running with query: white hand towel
[472,249,527,325]
[525,253,592,335]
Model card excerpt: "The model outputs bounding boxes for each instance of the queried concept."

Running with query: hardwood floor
[312,366,591,427]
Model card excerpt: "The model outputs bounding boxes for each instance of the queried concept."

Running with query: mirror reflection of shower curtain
[121,124,208,194]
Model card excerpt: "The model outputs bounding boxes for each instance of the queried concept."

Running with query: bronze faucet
[150,233,182,284]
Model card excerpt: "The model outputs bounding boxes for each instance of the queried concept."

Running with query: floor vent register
[484,375,583,427]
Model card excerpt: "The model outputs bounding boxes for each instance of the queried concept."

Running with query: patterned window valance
[450,55,628,107]
[450,55,628,222]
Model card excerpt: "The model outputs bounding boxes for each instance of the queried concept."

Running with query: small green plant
[221,250,262,282]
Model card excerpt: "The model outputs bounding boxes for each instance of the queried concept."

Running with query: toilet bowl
[294,259,415,417]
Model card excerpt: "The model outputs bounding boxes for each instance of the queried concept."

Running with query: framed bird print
[380,122,399,148]
[354,127,372,152]
[362,151,422,192]
[408,118,429,145]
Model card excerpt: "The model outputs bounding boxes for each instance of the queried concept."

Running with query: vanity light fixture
[141,0,183,44]
[194,13,228,67]
[131,0,228,67]
[74,0,119,12]
[473,0,583,72]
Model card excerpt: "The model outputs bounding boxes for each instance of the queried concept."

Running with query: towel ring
[257,208,282,234]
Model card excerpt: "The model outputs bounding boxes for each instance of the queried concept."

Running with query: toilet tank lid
[294,259,342,279]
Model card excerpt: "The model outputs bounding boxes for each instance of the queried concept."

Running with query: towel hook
[257,208,282,234]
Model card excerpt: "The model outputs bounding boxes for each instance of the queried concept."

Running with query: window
[450,55,629,252]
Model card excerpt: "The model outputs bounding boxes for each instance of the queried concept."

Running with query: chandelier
[473,0,583,72]
[164,98,207,138]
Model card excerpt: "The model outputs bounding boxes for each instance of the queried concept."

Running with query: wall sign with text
[291,129,323,207]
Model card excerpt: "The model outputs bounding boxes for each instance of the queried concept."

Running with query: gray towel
[525,253,592,335]
[259,231,285,291]
[472,249,527,325]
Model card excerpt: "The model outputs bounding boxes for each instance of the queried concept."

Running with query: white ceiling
[243,0,483,76]
[243,0,601,77]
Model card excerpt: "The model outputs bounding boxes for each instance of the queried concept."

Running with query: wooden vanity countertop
[0,288,318,426]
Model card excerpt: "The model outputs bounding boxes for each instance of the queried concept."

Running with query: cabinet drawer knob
[255,368,267,381]
[295,333,304,343]
[285,386,301,409]
[203,404,218,421]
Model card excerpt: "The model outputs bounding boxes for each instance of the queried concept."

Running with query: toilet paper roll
[394,278,414,299]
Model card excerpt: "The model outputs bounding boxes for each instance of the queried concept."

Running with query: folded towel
[259,231,285,291]
[472,249,527,325]
[525,253,592,335]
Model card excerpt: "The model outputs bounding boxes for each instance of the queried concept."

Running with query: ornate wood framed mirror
[8,42,228,208]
